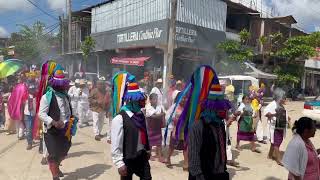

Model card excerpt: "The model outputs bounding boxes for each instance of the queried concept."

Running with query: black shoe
[58,170,64,177]
[41,158,48,165]
[26,144,32,150]
[95,135,101,141]
[84,122,90,126]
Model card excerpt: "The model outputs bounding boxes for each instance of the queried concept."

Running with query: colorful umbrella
[0,59,24,79]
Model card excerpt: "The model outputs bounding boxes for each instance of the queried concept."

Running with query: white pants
[43,137,48,158]
[78,104,89,124]
[256,119,264,141]
[92,111,105,136]
[16,121,24,138]
[225,125,233,161]
[106,117,112,141]
[71,102,78,117]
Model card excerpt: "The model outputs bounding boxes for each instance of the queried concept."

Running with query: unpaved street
[0,101,318,180]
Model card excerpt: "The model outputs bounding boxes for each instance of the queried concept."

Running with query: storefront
[303,59,320,96]
[92,19,226,80]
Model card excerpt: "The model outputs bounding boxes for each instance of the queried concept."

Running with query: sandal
[227,161,240,168]
[276,161,284,166]
[252,149,261,153]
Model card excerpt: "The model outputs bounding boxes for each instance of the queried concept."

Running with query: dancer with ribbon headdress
[111,71,151,180]
[38,62,78,180]
[165,65,233,180]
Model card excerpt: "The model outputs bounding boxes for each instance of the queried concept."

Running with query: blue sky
[0,0,106,36]
[0,0,319,37]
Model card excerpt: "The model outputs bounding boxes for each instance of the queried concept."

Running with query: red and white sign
[111,57,150,66]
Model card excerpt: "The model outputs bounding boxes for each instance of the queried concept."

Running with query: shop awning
[305,59,320,70]
[111,57,150,66]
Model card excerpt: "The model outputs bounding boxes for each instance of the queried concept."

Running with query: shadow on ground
[67,151,102,158]
[63,164,111,180]
[239,143,261,150]
[228,166,250,179]
[264,177,282,180]
[72,142,84,146]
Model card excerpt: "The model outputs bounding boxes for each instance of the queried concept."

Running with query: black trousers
[188,171,229,180]
[121,154,152,180]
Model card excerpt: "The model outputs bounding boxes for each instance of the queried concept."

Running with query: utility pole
[67,0,72,53]
[59,15,65,54]
[163,0,178,89]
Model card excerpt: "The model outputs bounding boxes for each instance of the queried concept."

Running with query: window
[233,80,243,95]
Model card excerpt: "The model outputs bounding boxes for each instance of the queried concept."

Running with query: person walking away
[78,79,90,128]
[235,95,261,153]
[150,79,163,106]
[111,82,152,180]
[264,88,289,166]
[282,117,320,180]
[105,81,112,144]
[39,64,77,180]
[145,93,166,163]
[187,66,231,180]
[24,84,36,150]
[165,92,189,170]
[8,80,29,139]
[68,79,80,117]
[89,80,107,141]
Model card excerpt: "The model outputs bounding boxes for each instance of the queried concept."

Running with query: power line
[25,0,59,20]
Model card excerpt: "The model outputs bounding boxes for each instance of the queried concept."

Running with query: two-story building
[71,0,228,80]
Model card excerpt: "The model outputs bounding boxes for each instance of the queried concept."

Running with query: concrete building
[67,0,228,81]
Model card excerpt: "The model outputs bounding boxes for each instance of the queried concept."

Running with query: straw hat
[156,79,163,83]
[79,79,86,85]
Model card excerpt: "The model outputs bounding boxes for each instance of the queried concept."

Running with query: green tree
[8,21,58,63]
[217,40,254,62]
[276,35,316,63]
[273,33,318,86]
[80,36,96,62]
[258,36,268,67]
[239,29,251,45]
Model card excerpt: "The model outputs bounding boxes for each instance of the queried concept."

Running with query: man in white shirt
[68,79,80,117]
[150,79,163,106]
[78,79,90,128]
[111,82,151,180]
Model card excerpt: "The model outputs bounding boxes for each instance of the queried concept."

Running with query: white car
[303,96,320,123]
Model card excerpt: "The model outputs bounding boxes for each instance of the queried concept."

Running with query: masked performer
[111,72,151,180]
[165,66,232,180]
[38,63,78,180]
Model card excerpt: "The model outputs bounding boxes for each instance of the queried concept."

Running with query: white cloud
[47,0,65,12]
[269,0,320,32]
[0,26,9,37]
[0,0,33,12]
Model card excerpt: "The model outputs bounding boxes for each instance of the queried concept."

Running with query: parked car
[219,75,259,106]
[303,96,320,123]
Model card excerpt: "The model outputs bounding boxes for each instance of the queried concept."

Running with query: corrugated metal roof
[73,0,115,13]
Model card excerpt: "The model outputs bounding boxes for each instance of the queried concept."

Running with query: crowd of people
[0,61,319,180]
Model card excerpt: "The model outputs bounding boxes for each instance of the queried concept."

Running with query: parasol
[0,59,24,79]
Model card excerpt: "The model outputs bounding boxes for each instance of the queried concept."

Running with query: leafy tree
[239,29,251,45]
[259,36,268,67]
[273,33,318,85]
[80,36,95,62]
[8,21,58,63]
[276,35,316,63]
[217,29,254,63]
